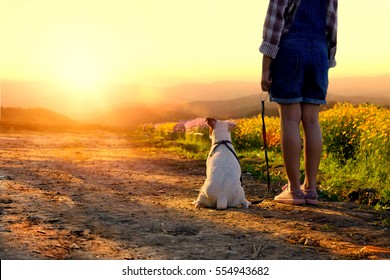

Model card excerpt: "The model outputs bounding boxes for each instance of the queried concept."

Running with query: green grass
[238,149,285,183]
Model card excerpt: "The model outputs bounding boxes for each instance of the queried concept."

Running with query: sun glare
[45,41,113,118]
[53,45,106,93]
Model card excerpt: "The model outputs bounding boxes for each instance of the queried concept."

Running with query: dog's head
[206,117,236,142]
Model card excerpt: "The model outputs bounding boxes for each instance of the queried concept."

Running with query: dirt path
[0,131,389,260]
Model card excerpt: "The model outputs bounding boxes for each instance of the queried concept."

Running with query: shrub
[154,122,180,140]
[232,116,281,151]
[184,117,210,142]
[320,103,362,162]
[320,103,390,206]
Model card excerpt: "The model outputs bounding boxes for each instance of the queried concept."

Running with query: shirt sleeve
[327,0,338,67]
[259,0,290,58]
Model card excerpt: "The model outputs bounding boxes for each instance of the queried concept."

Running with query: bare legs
[278,103,302,192]
[301,104,322,191]
[278,103,322,192]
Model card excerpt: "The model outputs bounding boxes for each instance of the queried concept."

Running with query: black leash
[250,92,271,204]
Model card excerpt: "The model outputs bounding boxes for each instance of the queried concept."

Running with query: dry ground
[0,131,389,260]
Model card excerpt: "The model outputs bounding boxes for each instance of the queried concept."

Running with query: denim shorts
[269,36,329,105]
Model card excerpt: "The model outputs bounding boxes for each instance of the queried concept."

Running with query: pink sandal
[301,187,318,205]
[274,184,306,205]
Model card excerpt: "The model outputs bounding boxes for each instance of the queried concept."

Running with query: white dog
[194,117,251,210]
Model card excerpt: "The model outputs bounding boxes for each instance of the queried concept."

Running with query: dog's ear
[227,121,236,131]
[205,117,217,128]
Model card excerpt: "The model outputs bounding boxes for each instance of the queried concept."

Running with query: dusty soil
[0,131,389,260]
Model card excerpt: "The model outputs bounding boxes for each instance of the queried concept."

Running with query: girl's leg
[278,103,302,192]
[301,103,322,190]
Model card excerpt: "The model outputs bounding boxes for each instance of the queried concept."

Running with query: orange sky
[1,0,390,92]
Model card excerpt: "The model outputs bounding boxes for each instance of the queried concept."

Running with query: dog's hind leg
[242,200,251,209]
[216,198,228,210]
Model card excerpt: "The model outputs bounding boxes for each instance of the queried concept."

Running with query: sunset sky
[1,0,390,91]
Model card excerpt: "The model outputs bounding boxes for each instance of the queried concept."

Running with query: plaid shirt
[259,0,338,67]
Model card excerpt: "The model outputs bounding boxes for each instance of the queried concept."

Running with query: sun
[55,47,105,93]
[47,42,114,118]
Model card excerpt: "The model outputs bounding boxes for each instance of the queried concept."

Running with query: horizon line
[1,73,390,88]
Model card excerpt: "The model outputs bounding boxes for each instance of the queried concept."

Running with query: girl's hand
[261,71,272,92]
[261,55,272,92]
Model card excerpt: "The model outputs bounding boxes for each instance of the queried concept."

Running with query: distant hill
[0,107,103,131]
[1,76,389,129]
[91,94,280,128]
[160,81,261,102]
[328,75,390,98]
[2,76,388,121]
[92,105,196,128]
[2,80,82,108]
[92,89,390,128]
[176,94,277,119]
[2,93,388,131]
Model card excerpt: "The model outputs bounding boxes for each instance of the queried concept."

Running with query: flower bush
[231,116,281,150]
[320,103,389,163]
[319,103,389,206]
[183,117,210,142]
[154,122,179,139]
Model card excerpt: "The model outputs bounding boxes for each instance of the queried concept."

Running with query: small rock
[298,237,306,244]
[225,250,239,258]
[0,175,14,181]
[83,229,92,239]
[304,237,315,246]
[69,243,81,250]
